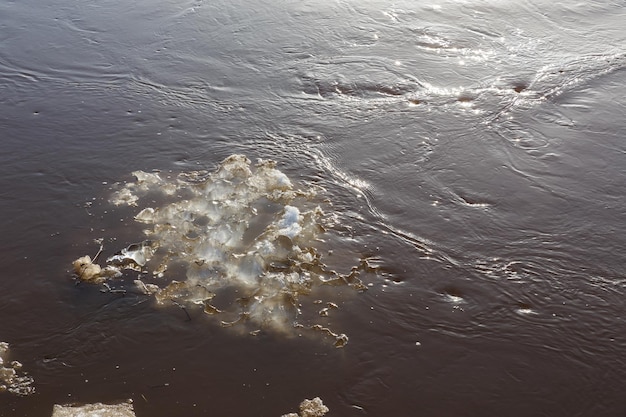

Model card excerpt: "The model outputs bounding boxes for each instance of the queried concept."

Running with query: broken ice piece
[72,256,103,282]
[72,256,120,282]
[107,241,158,271]
[133,280,160,295]
[52,400,136,417]
[0,342,35,396]
[299,397,329,417]
[311,325,349,348]
[134,207,156,223]
[110,187,138,206]
[276,206,302,239]
[72,154,373,342]
[281,397,329,417]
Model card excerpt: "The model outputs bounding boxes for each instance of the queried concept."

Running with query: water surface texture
[1,0,625,416]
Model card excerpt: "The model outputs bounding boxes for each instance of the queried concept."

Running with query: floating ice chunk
[214,154,253,181]
[110,171,170,207]
[193,241,225,264]
[132,171,162,184]
[249,160,293,192]
[268,169,292,189]
[72,254,122,282]
[110,187,138,206]
[107,241,158,270]
[52,400,135,417]
[74,154,372,345]
[281,397,329,417]
[210,223,245,247]
[229,253,265,287]
[248,295,291,331]
[0,342,34,396]
[277,206,302,239]
[299,397,329,417]
[0,343,6,364]
[72,255,102,282]
[134,207,156,223]
[133,280,160,295]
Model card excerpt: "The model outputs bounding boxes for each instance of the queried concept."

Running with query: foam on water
[76,155,371,346]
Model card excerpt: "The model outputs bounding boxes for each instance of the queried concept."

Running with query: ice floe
[73,155,376,346]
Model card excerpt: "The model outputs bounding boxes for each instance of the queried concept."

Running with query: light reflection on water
[1,0,625,415]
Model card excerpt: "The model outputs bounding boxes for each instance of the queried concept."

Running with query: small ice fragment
[133,171,162,185]
[134,207,156,223]
[334,334,349,348]
[107,241,158,269]
[133,280,160,295]
[110,188,138,206]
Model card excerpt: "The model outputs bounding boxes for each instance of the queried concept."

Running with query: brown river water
[1,0,625,415]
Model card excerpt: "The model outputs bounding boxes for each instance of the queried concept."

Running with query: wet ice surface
[52,401,136,417]
[51,397,324,417]
[74,155,373,346]
[281,397,329,417]
[0,342,34,396]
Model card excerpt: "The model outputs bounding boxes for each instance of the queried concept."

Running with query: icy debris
[299,398,330,417]
[134,207,156,223]
[73,155,373,345]
[72,255,102,282]
[281,397,329,417]
[0,342,35,396]
[276,206,303,239]
[133,280,160,295]
[106,241,159,271]
[73,241,157,282]
[110,187,138,206]
[72,254,121,283]
[311,325,349,348]
[132,171,162,185]
[51,400,135,417]
[72,240,121,282]
[319,301,339,317]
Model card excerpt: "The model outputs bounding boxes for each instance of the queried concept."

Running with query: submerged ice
[74,155,370,346]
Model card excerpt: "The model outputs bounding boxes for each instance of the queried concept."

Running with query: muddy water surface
[1,0,625,416]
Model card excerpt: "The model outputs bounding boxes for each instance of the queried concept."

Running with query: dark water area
[1,0,626,415]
